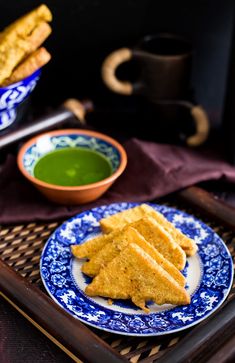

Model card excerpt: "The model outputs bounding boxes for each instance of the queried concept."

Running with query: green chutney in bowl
[17,129,127,204]
[34,147,112,187]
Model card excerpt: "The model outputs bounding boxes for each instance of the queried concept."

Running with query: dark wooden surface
[157,294,235,363]
[178,186,235,231]
[206,335,235,363]
[0,262,126,363]
[0,186,235,363]
[0,298,73,363]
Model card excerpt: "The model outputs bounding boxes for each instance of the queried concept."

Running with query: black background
[0,0,234,128]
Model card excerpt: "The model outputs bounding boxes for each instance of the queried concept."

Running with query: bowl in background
[0,69,41,131]
[17,129,127,205]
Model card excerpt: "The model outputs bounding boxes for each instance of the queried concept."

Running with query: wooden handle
[101,48,133,95]
[186,105,210,146]
[178,186,235,231]
[0,99,94,150]
[63,98,93,125]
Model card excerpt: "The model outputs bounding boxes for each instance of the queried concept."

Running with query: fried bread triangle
[0,4,52,83]
[82,227,186,287]
[85,243,190,312]
[130,217,186,269]
[100,204,197,256]
[71,230,118,259]
[72,216,186,270]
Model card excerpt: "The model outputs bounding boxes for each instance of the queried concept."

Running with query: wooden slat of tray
[0,188,235,362]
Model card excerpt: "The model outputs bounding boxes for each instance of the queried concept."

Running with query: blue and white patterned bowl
[0,69,41,131]
[17,129,127,205]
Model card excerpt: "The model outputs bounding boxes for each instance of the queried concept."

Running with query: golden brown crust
[2,4,52,38]
[26,22,52,54]
[0,4,52,84]
[71,230,120,259]
[72,214,187,271]
[131,217,186,270]
[73,205,193,312]
[82,226,186,285]
[100,204,197,256]
[100,204,148,233]
[85,243,190,312]
[3,47,51,86]
[141,205,198,256]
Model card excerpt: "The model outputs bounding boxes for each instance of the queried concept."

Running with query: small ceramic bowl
[17,129,127,205]
[0,69,41,131]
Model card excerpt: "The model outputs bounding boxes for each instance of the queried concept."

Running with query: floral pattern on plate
[40,203,233,336]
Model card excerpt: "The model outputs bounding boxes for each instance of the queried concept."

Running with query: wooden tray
[0,186,235,363]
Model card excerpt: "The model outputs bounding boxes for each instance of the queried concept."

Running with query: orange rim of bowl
[17,129,127,191]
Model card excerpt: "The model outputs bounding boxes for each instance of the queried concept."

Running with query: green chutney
[33,147,112,187]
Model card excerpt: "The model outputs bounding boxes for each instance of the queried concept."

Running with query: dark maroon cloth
[1,138,235,224]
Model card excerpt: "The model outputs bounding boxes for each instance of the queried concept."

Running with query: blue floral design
[0,69,40,130]
[23,133,120,176]
[40,203,233,336]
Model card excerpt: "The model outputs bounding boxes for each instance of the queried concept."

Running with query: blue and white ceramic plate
[40,203,234,336]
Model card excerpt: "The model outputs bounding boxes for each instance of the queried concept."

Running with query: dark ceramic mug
[102,34,209,146]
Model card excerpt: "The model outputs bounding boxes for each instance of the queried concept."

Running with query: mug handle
[187,105,210,146]
[157,101,210,146]
[101,48,134,95]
